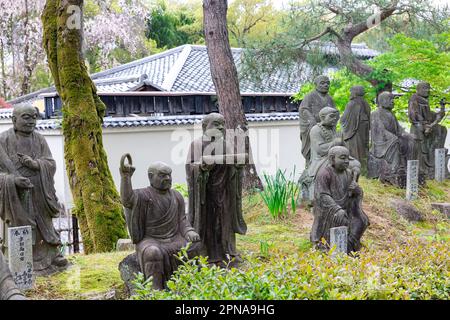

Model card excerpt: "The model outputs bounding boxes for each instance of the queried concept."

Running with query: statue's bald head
[12,103,38,134]
[319,107,339,126]
[378,91,394,110]
[350,85,365,98]
[13,104,38,118]
[148,162,172,191]
[416,82,431,98]
[314,75,331,94]
[328,146,350,171]
[202,112,225,138]
[148,162,172,175]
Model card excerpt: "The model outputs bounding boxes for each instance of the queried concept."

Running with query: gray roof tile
[9,43,379,104]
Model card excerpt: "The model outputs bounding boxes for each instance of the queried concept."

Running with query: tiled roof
[9,43,380,105]
[0,108,13,119]
[32,112,299,131]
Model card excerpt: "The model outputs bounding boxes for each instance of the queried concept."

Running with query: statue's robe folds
[0,251,24,300]
[341,96,371,173]
[368,108,416,184]
[312,165,369,253]
[300,124,360,202]
[0,129,62,273]
[124,187,196,285]
[408,93,448,178]
[186,138,247,264]
[299,91,336,165]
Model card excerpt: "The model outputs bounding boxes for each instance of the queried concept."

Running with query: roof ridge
[161,45,192,91]
[91,45,189,80]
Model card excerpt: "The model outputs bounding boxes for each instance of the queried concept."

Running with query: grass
[25,177,450,300]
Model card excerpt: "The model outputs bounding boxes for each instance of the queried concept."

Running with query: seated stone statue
[299,75,337,166]
[299,107,361,203]
[0,104,68,275]
[408,82,449,179]
[0,251,26,300]
[368,92,418,187]
[311,146,369,254]
[120,158,200,290]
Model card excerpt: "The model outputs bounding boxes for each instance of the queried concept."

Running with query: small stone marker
[8,226,33,290]
[435,149,446,183]
[330,226,347,255]
[406,160,419,201]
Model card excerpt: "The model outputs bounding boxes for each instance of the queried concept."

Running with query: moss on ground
[25,178,449,300]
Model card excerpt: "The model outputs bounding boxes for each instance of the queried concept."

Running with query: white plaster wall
[0,118,449,211]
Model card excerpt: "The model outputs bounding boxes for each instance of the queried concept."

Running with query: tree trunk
[0,40,7,99]
[21,0,33,95]
[42,0,127,253]
[203,0,263,191]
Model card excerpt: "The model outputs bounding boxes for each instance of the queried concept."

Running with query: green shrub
[260,169,299,219]
[131,239,449,300]
[173,183,188,198]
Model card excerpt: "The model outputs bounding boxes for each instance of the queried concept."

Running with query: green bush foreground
[132,239,449,300]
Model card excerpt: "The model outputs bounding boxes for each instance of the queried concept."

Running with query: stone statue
[408,82,449,179]
[311,146,369,253]
[0,104,68,275]
[341,85,371,175]
[299,107,361,203]
[186,113,247,266]
[120,156,200,290]
[0,251,26,300]
[299,75,337,165]
[368,92,418,187]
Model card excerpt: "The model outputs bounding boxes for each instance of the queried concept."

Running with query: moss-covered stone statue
[299,107,361,203]
[186,113,247,266]
[311,146,369,254]
[368,92,418,187]
[341,85,371,175]
[120,156,200,290]
[299,75,337,166]
[0,104,68,276]
[408,82,449,179]
[0,251,26,300]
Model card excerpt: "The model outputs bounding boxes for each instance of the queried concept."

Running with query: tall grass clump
[260,169,299,219]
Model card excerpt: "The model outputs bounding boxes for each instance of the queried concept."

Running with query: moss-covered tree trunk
[42,0,127,253]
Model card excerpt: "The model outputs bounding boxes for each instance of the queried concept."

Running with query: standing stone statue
[408,82,449,179]
[368,92,417,187]
[1,250,26,300]
[120,156,200,290]
[341,85,371,175]
[186,113,247,266]
[312,146,369,254]
[299,107,361,203]
[0,104,67,275]
[299,75,337,165]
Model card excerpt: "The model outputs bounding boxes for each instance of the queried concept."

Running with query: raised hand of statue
[424,124,432,136]
[14,177,33,189]
[333,209,349,226]
[120,164,135,177]
[185,230,200,243]
[120,154,135,178]
[17,153,39,171]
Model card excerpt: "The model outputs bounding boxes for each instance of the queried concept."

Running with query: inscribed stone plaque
[330,226,348,255]
[8,226,33,290]
[435,149,446,183]
[406,160,419,201]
